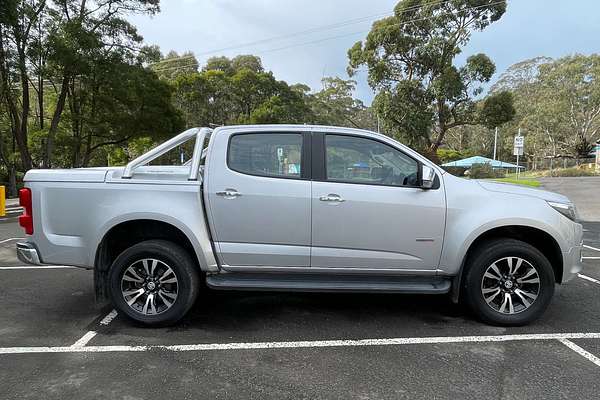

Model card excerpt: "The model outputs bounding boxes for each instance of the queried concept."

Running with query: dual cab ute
[17,125,583,326]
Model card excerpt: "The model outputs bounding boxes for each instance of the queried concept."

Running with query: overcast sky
[130,0,600,104]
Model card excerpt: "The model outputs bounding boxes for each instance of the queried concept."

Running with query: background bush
[468,163,506,179]
[546,166,598,177]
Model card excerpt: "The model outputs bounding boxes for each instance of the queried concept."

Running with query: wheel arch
[93,216,206,302]
[450,225,563,303]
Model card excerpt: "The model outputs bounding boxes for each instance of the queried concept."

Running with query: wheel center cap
[146,281,156,291]
[504,280,514,289]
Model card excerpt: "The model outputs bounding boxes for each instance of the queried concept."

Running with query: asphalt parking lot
[0,177,599,399]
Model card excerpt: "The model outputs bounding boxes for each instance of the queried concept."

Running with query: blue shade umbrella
[441,156,525,169]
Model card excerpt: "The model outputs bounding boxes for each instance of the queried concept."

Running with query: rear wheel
[109,240,199,326]
[463,239,555,326]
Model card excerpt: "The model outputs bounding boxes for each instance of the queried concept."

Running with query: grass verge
[492,178,541,187]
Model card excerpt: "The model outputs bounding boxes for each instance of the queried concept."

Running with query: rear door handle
[319,194,345,203]
[216,189,242,198]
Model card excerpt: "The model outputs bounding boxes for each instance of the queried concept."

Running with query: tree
[172,69,233,127]
[310,77,377,130]
[231,55,263,74]
[152,51,199,80]
[489,56,552,93]
[0,0,161,171]
[202,54,263,75]
[61,52,182,167]
[347,0,514,159]
[202,56,234,74]
[537,55,600,158]
[0,0,46,170]
[485,55,600,167]
[171,55,316,128]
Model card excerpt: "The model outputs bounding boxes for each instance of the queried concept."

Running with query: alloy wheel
[120,258,179,315]
[480,256,541,315]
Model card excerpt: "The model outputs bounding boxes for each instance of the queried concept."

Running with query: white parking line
[2,332,600,355]
[578,274,600,285]
[582,257,600,260]
[0,266,78,270]
[70,309,118,348]
[99,309,118,325]
[0,237,24,244]
[71,331,98,348]
[583,244,600,253]
[559,339,600,367]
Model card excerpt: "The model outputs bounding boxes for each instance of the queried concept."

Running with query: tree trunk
[38,69,44,130]
[45,75,69,167]
[0,27,33,171]
[428,127,445,164]
[8,164,17,198]
[82,133,94,167]
[15,48,33,170]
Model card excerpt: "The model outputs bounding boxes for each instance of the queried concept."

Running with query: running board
[206,273,451,294]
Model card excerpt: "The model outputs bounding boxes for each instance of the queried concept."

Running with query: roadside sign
[513,135,524,156]
[514,136,524,148]
[514,133,524,178]
[513,147,523,156]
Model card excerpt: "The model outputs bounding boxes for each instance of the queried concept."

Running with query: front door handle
[216,189,242,198]
[319,194,345,203]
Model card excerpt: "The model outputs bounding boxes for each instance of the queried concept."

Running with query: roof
[442,155,525,169]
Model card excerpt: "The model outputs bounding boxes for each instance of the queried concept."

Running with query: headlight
[547,201,578,222]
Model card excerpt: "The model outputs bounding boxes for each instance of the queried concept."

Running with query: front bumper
[561,222,584,283]
[16,242,43,265]
[562,243,583,282]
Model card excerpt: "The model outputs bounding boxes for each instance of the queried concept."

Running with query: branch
[88,136,131,153]
[23,1,47,42]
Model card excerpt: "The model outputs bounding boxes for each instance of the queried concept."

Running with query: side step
[206,273,451,294]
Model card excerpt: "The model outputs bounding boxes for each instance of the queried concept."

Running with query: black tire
[109,240,199,326]
[463,238,555,326]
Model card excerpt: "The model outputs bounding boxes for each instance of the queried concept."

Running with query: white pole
[493,127,498,160]
[516,128,521,179]
[596,142,599,171]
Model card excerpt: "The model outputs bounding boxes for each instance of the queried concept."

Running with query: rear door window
[228,133,303,178]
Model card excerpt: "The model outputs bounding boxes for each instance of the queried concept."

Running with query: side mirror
[421,165,436,189]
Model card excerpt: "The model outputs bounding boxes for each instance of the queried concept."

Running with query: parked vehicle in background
[16,125,583,326]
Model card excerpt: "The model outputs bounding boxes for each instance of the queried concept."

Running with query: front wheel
[109,240,199,326]
[463,239,555,326]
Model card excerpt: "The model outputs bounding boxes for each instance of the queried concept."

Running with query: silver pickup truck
[16,125,583,326]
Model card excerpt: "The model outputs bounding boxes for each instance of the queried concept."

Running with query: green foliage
[479,91,516,129]
[151,51,199,81]
[537,55,600,157]
[468,163,505,179]
[107,137,155,166]
[0,0,178,179]
[310,77,377,130]
[372,80,433,148]
[231,55,263,74]
[462,54,600,164]
[202,55,263,75]
[168,57,376,130]
[170,56,316,127]
[436,148,473,164]
[347,0,512,157]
